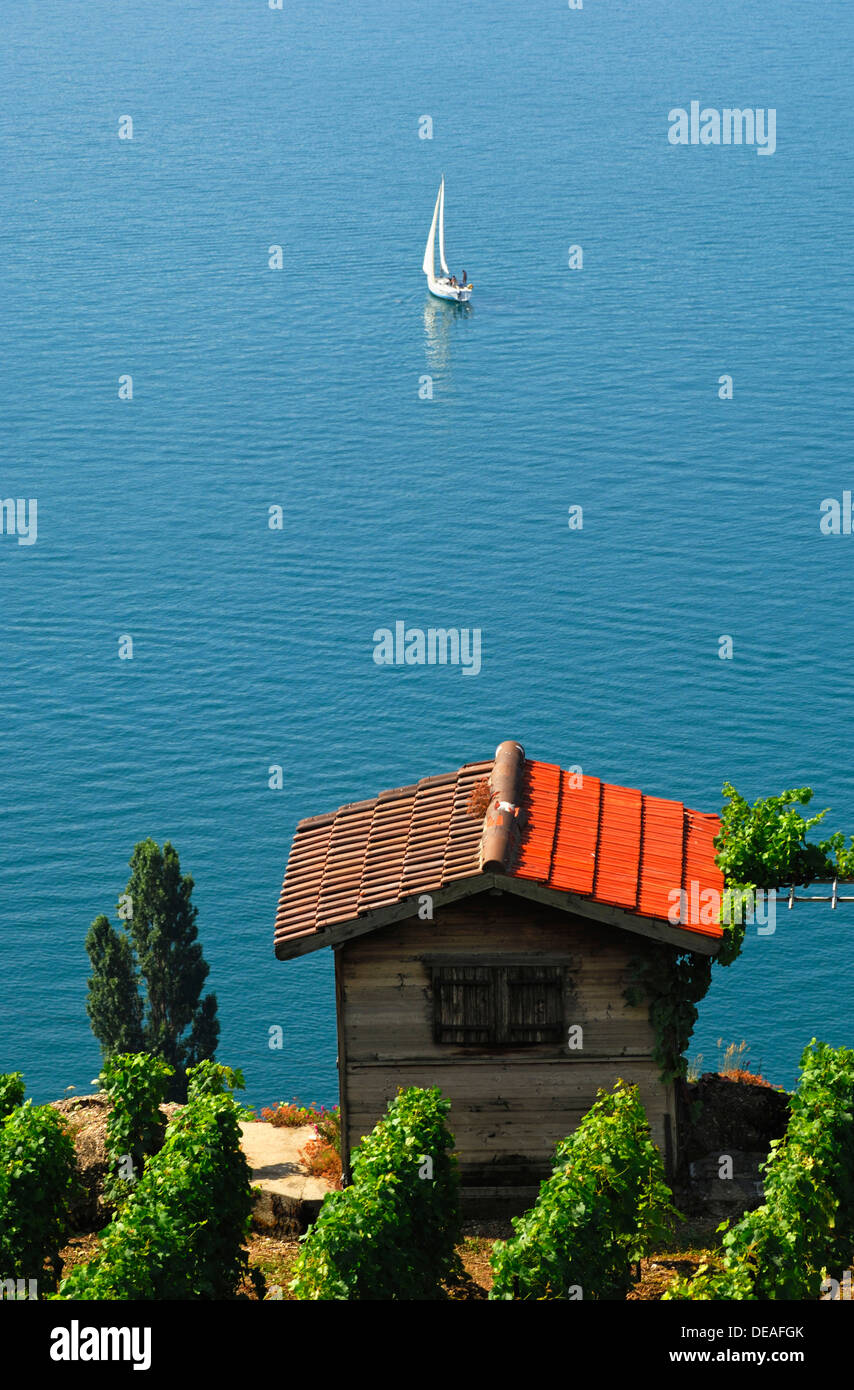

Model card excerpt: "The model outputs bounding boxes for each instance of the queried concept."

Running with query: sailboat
[423,178,472,303]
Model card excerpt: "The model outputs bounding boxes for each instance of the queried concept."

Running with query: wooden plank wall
[338,892,676,1184]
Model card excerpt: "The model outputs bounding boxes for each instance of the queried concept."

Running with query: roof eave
[274,870,721,960]
[491,874,722,956]
[273,873,497,960]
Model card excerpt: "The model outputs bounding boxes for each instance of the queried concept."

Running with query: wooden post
[334,946,351,1187]
[664,1109,675,1180]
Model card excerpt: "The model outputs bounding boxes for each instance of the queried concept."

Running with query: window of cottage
[432,964,565,1046]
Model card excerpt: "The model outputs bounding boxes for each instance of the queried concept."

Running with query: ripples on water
[1,0,851,1102]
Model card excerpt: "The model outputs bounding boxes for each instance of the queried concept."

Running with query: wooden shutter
[433,964,565,1046]
[433,965,493,1044]
[505,965,565,1044]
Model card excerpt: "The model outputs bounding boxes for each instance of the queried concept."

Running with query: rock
[47,1101,337,1239]
[678,1148,769,1219]
[50,1095,112,1231]
[678,1073,790,1165]
[240,1121,335,1235]
[50,1093,180,1233]
[674,1074,790,1219]
[251,1190,321,1237]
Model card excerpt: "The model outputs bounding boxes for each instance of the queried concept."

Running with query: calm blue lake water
[1,0,852,1106]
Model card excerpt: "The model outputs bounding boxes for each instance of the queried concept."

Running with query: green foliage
[0,1102,77,1293]
[100,1053,174,1205]
[58,1200,189,1300]
[146,1090,254,1298]
[666,1251,756,1300]
[85,915,145,1056]
[290,1086,462,1300]
[665,1040,854,1300]
[0,1073,26,1123]
[829,834,854,882]
[625,950,712,1083]
[713,784,854,968]
[313,1106,341,1153]
[85,839,219,1098]
[489,1080,679,1300]
[58,1074,254,1300]
[714,891,749,967]
[187,1060,244,1100]
[715,783,840,893]
[186,1060,255,1123]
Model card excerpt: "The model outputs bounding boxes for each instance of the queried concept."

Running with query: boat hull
[427,276,472,303]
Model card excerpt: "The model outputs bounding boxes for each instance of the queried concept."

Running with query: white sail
[438,177,449,276]
[422,182,442,277]
[422,177,471,302]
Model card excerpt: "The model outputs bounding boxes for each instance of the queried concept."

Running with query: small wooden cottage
[274,741,723,1205]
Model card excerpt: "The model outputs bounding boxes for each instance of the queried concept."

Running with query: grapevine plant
[664,1040,854,1299]
[0,1091,78,1294]
[58,1060,255,1300]
[626,783,854,1083]
[186,1059,249,1105]
[0,1072,25,1124]
[290,1086,462,1300]
[100,1052,175,1205]
[489,1081,679,1300]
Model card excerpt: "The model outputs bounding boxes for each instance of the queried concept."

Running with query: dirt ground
[57,1228,717,1301]
[242,1225,506,1299]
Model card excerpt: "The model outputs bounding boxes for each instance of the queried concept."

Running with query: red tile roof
[274,741,724,957]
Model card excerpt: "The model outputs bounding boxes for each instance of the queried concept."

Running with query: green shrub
[100,1052,174,1204]
[186,1059,247,1103]
[489,1080,678,1300]
[55,1198,189,1300]
[0,1073,25,1123]
[313,1106,341,1153]
[715,784,839,892]
[142,1090,254,1298]
[0,1102,77,1293]
[58,1073,254,1300]
[665,1039,854,1300]
[290,1086,462,1300]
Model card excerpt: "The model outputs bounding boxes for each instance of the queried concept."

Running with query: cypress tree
[84,915,144,1056]
[85,839,219,1096]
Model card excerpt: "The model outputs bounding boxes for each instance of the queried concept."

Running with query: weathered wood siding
[336,891,676,1190]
